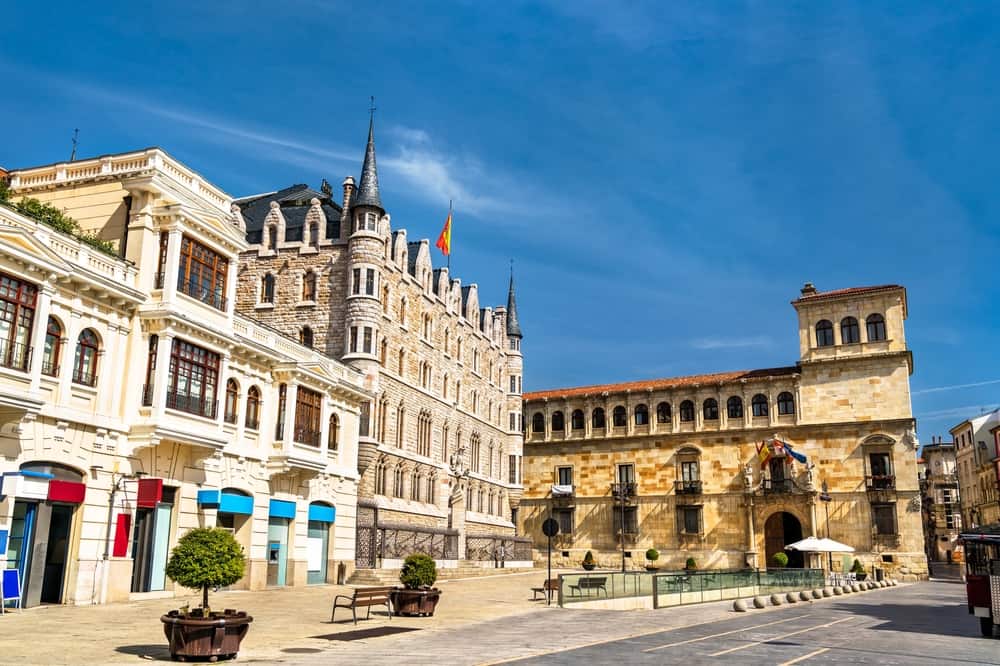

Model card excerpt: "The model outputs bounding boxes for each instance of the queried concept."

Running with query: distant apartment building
[919,436,961,562]
[952,409,1000,528]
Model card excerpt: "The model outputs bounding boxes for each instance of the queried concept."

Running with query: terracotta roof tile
[792,284,903,304]
[524,366,799,402]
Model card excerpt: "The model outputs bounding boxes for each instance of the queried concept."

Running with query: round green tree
[850,558,865,574]
[399,553,438,589]
[165,528,245,612]
[645,548,660,562]
[685,556,698,570]
[771,552,789,568]
[582,550,596,566]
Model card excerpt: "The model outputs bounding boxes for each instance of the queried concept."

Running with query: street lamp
[612,480,634,573]
[819,480,833,573]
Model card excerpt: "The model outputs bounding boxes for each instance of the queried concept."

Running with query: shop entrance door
[266,518,289,587]
[131,488,175,592]
[7,501,36,605]
[39,505,72,603]
[307,520,329,584]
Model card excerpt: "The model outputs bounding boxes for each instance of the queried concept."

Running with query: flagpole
[447,199,452,272]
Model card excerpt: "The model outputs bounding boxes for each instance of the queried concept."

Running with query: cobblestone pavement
[0,574,980,665]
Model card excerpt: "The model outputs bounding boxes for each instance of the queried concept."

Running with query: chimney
[800,282,818,296]
[340,176,355,236]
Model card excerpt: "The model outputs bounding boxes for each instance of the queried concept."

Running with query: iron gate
[355,503,378,569]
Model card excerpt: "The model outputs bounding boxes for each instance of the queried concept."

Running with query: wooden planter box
[390,588,441,617]
[161,609,253,661]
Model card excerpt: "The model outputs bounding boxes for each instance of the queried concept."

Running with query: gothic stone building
[234,118,526,572]
[520,283,928,579]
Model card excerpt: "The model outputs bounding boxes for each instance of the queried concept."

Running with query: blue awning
[269,498,296,520]
[198,490,254,516]
[308,503,336,523]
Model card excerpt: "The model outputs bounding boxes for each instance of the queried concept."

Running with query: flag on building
[783,441,808,464]
[435,206,452,257]
[757,440,772,467]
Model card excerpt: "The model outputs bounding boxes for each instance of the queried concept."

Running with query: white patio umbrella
[785,536,854,553]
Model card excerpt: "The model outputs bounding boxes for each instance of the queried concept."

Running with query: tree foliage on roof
[0,179,117,256]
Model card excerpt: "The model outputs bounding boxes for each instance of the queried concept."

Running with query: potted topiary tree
[850,558,867,581]
[391,553,442,616]
[161,528,252,661]
[645,548,660,571]
[771,552,789,568]
[685,557,698,571]
[581,550,597,571]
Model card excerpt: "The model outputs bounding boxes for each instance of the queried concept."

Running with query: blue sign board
[2,569,21,610]
[269,499,296,520]
[308,503,336,523]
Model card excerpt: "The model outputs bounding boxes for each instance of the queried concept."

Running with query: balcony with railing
[165,389,218,419]
[763,478,794,494]
[176,277,227,311]
[611,482,637,500]
[293,426,322,447]
[675,480,703,495]
[0,339,31,373]
[866,475,896,492]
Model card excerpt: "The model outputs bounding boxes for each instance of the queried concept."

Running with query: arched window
[656,402,671,423]
[328,413,340,451]
[751,394,768,417]
[612,405,627,427]
[552,411,565,431]
[302,270,316,301]
[42,316,62,376]
[592,407,606,429]
[841,316,860,344]
[571,409,585,430]
[866,313,886,342]
[703,398,719,420]
[245,386,261,429]
[73,328,99,386]
[634,404,649,426]
[261,273,275,304]
[777,392,795,415]
[727,396,743,419]
[532,412,545,433]
[300,326,314,348]
[679,400,694,422]
[815,320,834,347]
[224,378,239,424]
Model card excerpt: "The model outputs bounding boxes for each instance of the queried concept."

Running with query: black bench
[531,578,559,601]
[569,576,608,597]
[331,586,394,624]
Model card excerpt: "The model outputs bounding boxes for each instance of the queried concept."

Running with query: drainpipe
[98,475,121,605]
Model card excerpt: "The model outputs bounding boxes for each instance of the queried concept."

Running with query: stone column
[282,382,299,448]
[57,312,81,406]
[151,333,174,419]
[161,228,183,302]
[215,353,231,424]
[28,285,54,391]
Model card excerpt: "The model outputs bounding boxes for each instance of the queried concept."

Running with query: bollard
[841,585,852,594]
[799,590,811,602]
[734,599,748,612]
[851,583,861,593]
[770,594,783,606]
[786,592,798,604]
[832,586,843,595]
[822,587,833,597]
[812,589,823,599]
[753,596,766,609]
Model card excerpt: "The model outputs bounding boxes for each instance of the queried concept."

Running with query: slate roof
[407,241,422,277]
[354,116,382,210]
[236,184,342,244]
[524,366,800,402]
[506,273,522,338]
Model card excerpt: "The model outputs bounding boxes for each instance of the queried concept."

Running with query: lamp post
[819,480,833,573]
[612,481,633,573]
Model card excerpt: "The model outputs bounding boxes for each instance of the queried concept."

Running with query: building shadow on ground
[114,644,173,661]
[829,600,980,639]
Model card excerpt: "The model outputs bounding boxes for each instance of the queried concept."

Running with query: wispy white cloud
[691,336,772,350]
[915,404,1000,423]
[913,378,1000,395]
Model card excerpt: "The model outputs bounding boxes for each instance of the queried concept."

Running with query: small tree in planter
[850,558,868,581]
[582,550,597,571]
[645,548,660,571]
[161,528,252,661]
[685,557,698,571]
[771,552,789,568]
[391,553,442,616]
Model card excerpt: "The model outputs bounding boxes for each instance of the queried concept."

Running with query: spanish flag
[435,207,452,257]
[757,440,772,468]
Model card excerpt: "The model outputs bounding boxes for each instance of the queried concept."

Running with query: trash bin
[874,567,884,582]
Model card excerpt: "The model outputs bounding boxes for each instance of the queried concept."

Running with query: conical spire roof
[354,113,383,210]
[506,271,522,338]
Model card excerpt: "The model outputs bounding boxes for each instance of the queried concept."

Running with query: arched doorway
[764,512,804,568]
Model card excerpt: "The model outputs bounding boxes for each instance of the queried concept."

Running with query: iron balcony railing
[763,478,793,494]
[141,383,154,406]
[866,475,896,491]
[165,389,218,419]
[675,480,703,495]
[0,339,31,372]
[153,272,165,289]
[40,360,59,377]
[176,276,227,311]
[611,482,637,499]
[294,425,322,447]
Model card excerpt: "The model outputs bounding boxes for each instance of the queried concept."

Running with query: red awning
[47,480,86,504]
[136,478,163,508]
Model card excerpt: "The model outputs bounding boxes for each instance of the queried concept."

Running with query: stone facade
[233,119,524,569]
[919,437,962,562]
[0,149,370,606]
[521,283,928,580]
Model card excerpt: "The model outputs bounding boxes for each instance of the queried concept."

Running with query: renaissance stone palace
[520,284,927,580]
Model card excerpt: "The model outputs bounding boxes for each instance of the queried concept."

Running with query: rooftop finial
[354,96,383,210]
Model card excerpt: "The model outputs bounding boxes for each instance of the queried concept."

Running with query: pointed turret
[353,113,383,211]
[506,271,522,338]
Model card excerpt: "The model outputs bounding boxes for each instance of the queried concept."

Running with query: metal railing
[176,277,227,311]
[0,339,31,372]
[377,522,459,560]
[165,389,218,419]
[466,535,533,562]
[763,478,794,494]
[611,482,637,498]
[294,426,322,447]
[866,475,896,491]
[141,383,154,406]
[675,480,703,494]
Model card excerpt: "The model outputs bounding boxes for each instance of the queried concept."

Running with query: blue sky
[2,2,998,442]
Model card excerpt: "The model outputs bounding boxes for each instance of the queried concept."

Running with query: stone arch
[762,509,806,568]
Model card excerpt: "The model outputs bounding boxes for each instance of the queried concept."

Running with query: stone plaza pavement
[0,571,965,665]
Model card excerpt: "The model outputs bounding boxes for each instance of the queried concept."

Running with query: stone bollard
[799,590,811,601]
[841,585,852,594]
[753,596,766,609]
[822,587,833,597]
[833,586,843,595]
[770,594,783,606]
[879,580,888,588]
[891,579,898,586]
[851,583,861,592]
[786,592,798,604]
[812,589,823,599]
[734,599,748,612]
